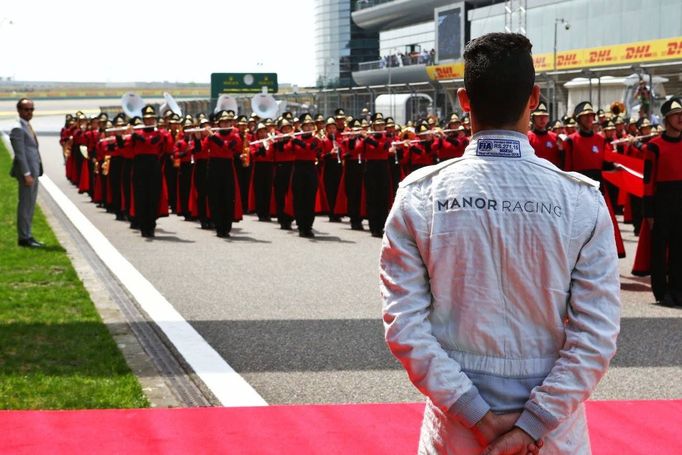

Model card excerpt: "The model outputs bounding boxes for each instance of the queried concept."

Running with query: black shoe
[115,213,125,221]
[299,230,315,238]
[280,223,293,230]
[657,294,677,308]
[371,231,383,238]
[130,221,140,230]
[217,231,230,238]
[350,222,364,231]
[18,238,44,248]
[329,216,342,222]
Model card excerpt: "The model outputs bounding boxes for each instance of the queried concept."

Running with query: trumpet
[240,131,250,167]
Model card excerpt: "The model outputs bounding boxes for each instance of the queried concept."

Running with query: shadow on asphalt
[620,282,651,293]
[7,316,682,377]
[193,318,401,373]
[148,235,196,243]
[224,236,272,244]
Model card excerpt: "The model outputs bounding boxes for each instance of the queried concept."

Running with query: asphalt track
[3,107,682,406]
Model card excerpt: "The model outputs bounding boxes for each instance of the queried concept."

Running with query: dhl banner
[426,62,465,81]
[427,36,682,80]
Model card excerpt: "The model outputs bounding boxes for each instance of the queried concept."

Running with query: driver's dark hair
[16,98,32,110]
[463,33,535,127]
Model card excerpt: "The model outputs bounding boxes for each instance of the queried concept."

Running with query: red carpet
[1,400,680,454]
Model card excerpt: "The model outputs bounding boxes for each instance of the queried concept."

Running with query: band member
[565,101,624,257]
[204,110,243,238]
[273,119,296,230]
[339,119,365,230]
[192,117,212,229]
[408,122,437,172]
[643,97,682,306]
[164,113,183,213]
[235,115,252,213]
[362,112,391,237]
[250,122,275,222]
[385,117,402,196]
[70,112,89,186]
[105,114,128,220]
[130,105,165,238]
[564,117,577,135]
[437,114,469,162]
[175,118,194,220]
[334,108,348,133]
[321,117,343,222]
[527,102,562,168]
[565,102,612,181]
[291,113,321,238]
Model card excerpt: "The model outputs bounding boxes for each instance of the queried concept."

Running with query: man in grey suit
[9,98,44,248]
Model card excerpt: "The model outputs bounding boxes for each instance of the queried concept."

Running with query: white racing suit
[380,131,621,454]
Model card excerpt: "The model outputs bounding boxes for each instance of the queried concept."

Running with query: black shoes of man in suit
[18,237,44,248]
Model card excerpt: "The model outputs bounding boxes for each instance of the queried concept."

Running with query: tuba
[251,89,279,119]
[121,93,145,118]
[164,92,183,116]
[214,94,239,114]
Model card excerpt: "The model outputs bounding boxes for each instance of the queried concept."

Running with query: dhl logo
[666,41,682,56]
[588,49,613,63]
[533,56,548,68]
[625,45,653,60]
[435,67,462,79]
[557,53,578,67]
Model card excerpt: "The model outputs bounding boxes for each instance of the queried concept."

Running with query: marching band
[58,95,678,250]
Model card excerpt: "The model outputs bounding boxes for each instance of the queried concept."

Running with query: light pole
[553,18,570,120]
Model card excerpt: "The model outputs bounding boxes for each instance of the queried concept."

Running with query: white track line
[3,133,267,407]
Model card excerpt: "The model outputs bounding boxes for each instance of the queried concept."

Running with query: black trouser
[630,195,642,234]
[323,156,342,217]
[108,156,123,217]
[194,160,210,224]
[207,158,235,236]
[178,162,193,218]
[235,158,252,214]
[344,158,364,225]
[73,148,84,185]
[87,157,95,197]
[650,188,682,301]
[364,160,390,235]
[389,158,401,197]
[293,161,318,233]
[132,154,162,235]
[274,161,294,227]
[254,161,274,220]
[122,158,133,218]
[164,155,177,213]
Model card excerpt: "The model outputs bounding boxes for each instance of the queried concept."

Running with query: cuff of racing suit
[448,387,491,428]
[515,403,556,441]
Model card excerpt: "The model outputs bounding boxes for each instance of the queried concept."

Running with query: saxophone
[240,130,250,167]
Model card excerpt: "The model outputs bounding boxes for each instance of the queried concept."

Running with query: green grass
[0,140,149,409]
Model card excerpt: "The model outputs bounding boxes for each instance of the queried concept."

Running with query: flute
[610,133,658,146]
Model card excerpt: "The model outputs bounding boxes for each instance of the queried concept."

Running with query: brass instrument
[240,131,250,167]
[102,156,111,176]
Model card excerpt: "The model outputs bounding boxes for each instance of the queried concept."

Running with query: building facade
[321,0,682,120]
[313,0,380,88]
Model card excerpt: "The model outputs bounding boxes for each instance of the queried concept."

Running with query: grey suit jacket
[9,119,43,179]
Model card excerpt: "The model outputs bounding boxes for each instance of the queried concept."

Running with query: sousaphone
[214,94,239,114]
[121,93,145,118]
